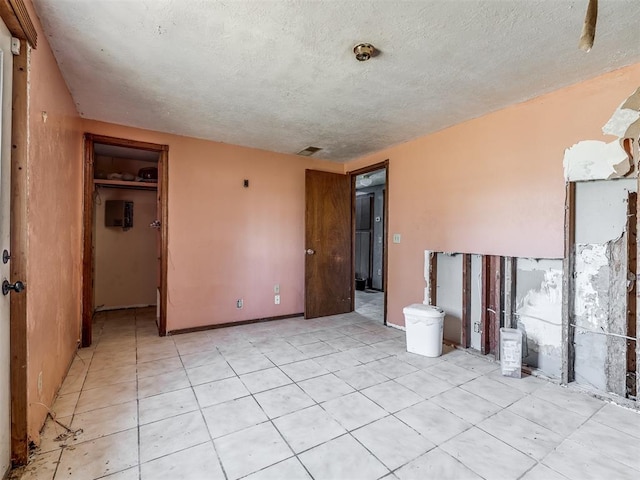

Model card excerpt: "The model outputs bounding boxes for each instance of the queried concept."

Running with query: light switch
[393,234,401,243]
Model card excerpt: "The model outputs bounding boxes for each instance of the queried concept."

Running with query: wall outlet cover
[393,233,401,243]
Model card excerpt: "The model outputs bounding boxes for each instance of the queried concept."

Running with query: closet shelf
[94,179,158,190]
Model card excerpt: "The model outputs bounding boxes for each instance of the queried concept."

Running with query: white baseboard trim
[387,322,406,332]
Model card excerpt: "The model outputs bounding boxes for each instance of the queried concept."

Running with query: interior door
[0,19,13,476]
[304,170,352,319]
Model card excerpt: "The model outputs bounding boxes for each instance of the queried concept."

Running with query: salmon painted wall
[345,63,640,328]
[82,120,342,332]
[25,1,83,442]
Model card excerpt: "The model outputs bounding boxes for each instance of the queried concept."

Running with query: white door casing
[0,19,13,475]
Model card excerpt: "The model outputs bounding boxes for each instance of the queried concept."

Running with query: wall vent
[297,146,322,156]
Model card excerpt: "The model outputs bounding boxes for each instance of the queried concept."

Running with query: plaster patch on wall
[574,243,610,327]
[515,258,563,378]
[563,140,630,181]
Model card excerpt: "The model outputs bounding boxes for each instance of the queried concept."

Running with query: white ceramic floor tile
[140,441,224,480]
[394,400,471,445]
[101,467,140,479]
[361,381,422,413]
[507,395,588,437]
[459,375,526,407]
[139,410,210,463]
[70,400,138,444]
[179,349,222,369]
[82,364,137,391]
[568,418,640,470]
[333,364,389,390]
[298,434,389,480]
[193,376,249,408]
[440,427,536,480]
[520,464,572,480]
[321,392,388,431]
[137,369,190,398]
[532,383,604,417]
[279,359,329,382]
[394,448,482,480]
[590,403,640,439]
[297,374,355,402]
[11,450,61,480]
[137,356,184,378]
[273,405,346,453]
[225,353,275,375]
[214,422,293,480]
[431,387,502,424]
[254,384,315,419]
[368,357,418,379]
[477,409,563,460]
[240,367,292,393]
[75,381,137,414]
[243,457,311,480]
[56,428,138,479]
[202,396,268,438]
[186,360,236,386]
[138,388,199,425]
[394,370,454,399]
[425,361,481,385]
[542,439,636,480]
[352,416,434,470]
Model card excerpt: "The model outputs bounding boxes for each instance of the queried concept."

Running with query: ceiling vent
[297,146,322,156]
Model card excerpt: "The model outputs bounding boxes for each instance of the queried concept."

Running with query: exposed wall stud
[561,182,576,385]
[503,257,516,329]
[462,254,471,348]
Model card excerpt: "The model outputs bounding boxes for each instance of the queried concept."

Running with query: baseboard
[386,322,405,331]
[95,304,156,312]
[169,313,304,335]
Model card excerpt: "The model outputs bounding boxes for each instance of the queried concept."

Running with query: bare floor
[14,307,640,480]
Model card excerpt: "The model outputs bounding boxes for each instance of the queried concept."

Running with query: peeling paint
[603,86,640,139]
[574,243,610,325]
[563,139,630,181]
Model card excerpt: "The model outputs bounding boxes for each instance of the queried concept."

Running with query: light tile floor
[12,307,640,480]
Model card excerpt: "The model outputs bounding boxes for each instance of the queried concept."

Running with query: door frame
[82,134,169,345]
[348,160,389,325]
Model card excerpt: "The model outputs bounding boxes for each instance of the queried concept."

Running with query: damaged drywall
[573,239,628,395]
[564,87,640,181]
[563,140,630,181]
[515,258,563,378]
[572,179,633,395]
[435,253,463,344]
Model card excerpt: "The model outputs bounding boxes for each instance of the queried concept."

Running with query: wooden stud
[81,135,94,347]
[428,252,438,306]
[480,255,490,355]
[626,192,637,399]
[461,254,471,348]
[561,182,576,385]
[158,149,169,335]
[489,255,502,358]
[503,257,516,329]
[9,44,28,466]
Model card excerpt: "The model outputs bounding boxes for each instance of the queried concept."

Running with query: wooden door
[305,170,352,319]
[0,17,13,474]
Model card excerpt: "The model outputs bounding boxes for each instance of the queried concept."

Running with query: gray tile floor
[12,305,640,480]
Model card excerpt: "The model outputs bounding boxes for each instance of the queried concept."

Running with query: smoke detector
[353,43,376,62]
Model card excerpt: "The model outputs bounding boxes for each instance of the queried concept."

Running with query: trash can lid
[402,303,445,317]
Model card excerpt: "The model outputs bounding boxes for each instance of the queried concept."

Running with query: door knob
[306,249,315,255]
[2,280,25,296]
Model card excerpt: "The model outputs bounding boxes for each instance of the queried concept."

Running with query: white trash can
[403,304,445,357]
[500,327,523,378]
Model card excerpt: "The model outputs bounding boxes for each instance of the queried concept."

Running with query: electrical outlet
[236,298,243,309]
[393,233,401,243]
[274,284,280,294]
[274,295,280,305]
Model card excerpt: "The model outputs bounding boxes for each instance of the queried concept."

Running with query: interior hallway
[355,290,384,324]
[12,308,640,480]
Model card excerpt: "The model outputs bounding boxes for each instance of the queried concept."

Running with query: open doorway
[351,162,388,324]
[82,134,168,346]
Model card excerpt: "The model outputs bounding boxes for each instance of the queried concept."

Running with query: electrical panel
[105,200,134,229]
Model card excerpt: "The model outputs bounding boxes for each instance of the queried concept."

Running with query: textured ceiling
[34,0,640,162]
